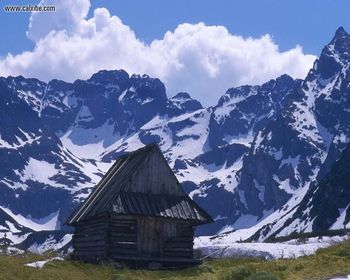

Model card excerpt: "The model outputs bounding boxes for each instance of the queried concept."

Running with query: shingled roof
[67,143,212,225]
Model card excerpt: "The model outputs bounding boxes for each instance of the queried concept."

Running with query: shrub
[221,266,252,280]
[275,264,287,271]
[110,274,127,280]
[294,263,304,271]
[334,247,350,257]
[248,271,277,280]
[198,264,213,273]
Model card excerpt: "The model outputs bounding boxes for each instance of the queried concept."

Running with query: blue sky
[0,0,349,105]
[1,0,349,57]
[90,0,350,54]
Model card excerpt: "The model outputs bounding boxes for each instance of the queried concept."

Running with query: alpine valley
[1,27,350,252]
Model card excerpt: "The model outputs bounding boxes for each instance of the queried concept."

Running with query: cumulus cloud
[27,0,90,42]
[0,0,316,105]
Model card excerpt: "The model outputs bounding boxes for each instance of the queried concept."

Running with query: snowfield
[0,206,60,232]
[24,257,64,269]
[28,233,73,254]
[194,235,350,260]
[331,276,350,280]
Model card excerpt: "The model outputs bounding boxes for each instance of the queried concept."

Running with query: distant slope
[274,143,350,236]
[1,27,350,248]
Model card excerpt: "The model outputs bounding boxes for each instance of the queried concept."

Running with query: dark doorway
[138,217,163,257]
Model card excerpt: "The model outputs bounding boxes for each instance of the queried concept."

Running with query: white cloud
[27,0,90,42]
[0,0,316,105]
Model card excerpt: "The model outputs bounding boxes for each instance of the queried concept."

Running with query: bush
[110,274,127,280]
[275,264,287,271]
[198,264,213,273]
[294,263,304,271]
[334,247,350,257]
[248,271,277,280]
[221,266,252,280]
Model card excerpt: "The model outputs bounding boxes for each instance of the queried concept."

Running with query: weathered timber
[67,144,212,266]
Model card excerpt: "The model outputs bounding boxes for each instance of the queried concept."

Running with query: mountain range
[1,27,350,250]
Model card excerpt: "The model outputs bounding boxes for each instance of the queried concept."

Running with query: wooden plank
[109,225,136,229]
[74,246,105,252]
[109,220,137,225]
[109,236,137,244]
[74,251,105,257]
[75,226,107,233]
[111,244,137,249]
[109,227,136,232]
[164,243,193,248]
[109,250,138,256]
[110,214,137,220]
[110,238,137,244]
[109,226,136,231]
[73,240,106,246]
[165,236,193,242]
[164,252,193,256]
[164,255,193,259]
[73,240,105,245]
[76,223,108,229]
[109,221,137,226]
[73,236,106,242]
[74,247,105,253]
[74,233,106,239]
[110,231,136,235]
[73,234,106,239]
[106,254,197,264]
[109,247,138,255]
[164,248,193,252]
[166,238,193,243]
[75,229,107,235]
[75,217,108,227]
[164,253,193,257]
[109,232,136,237]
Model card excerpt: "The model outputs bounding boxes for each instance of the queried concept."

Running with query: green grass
[2,241,350,280]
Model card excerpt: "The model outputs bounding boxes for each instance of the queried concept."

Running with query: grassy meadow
[1,240,350,280]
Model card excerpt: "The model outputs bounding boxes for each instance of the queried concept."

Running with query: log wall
[73,214,195,262]
[72,215,109,260]
[108,215,138,258]
[163,222,194,259]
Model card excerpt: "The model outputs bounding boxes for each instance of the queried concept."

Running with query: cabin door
[138,217,163,258]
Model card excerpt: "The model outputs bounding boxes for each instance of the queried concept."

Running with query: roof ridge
[67,153,132,224]
[124,142,158,155]
[67,142,212,225]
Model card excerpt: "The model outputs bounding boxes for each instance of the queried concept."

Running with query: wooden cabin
[67,143,212,266]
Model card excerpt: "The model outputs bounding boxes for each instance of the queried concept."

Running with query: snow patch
[0,207,60,231]
[28,234,72,254]
[60,121,120,159]
[195,235,350,260]
[24,257,64,269]
[22,158,58,185]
